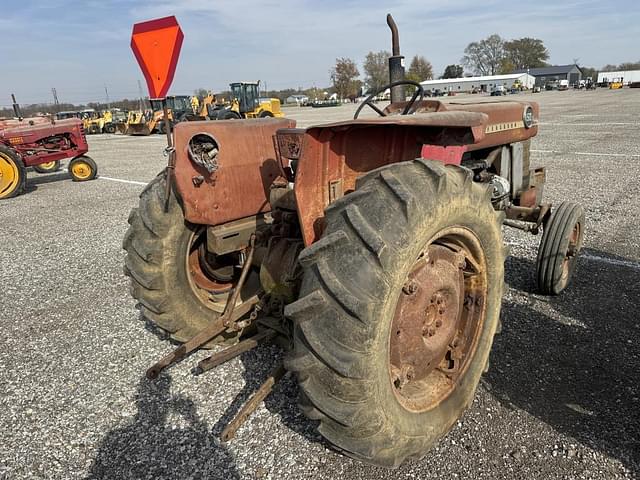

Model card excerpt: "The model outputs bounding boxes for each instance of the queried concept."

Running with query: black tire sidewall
[537,202,585,294]
[366,200,503,437]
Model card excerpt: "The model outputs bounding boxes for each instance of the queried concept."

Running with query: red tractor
[0,96,98,199]
[124,15,585,467]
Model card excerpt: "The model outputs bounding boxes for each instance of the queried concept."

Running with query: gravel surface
[1,89,638,479]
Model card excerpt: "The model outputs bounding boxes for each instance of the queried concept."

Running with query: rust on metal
[195,329,276,374]
[221,363,287,442]
[386,14,400,56]
[162,101,175,212]
[388,230,488,412]
[173,118,295,226]
[292,100,539,245]
[146,236,257,379]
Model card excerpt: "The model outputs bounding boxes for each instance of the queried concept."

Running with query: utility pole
[137,80,145,111]
[51,87,60,112]
[104,85,110,109]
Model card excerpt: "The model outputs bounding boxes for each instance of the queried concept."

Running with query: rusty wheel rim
[185,228,236,308]
[561,222,581,282]
[389,227,488,413]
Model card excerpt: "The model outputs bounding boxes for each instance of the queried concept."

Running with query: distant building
[420,73,535,94]
[285,94,309,105]
[597,70,640,85]
[513,65,582,87]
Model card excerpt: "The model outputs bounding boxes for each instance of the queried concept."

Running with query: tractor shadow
[87,374,240,480]
[27,170,72,188]
[214,343,322,444]
[488,248,640,473]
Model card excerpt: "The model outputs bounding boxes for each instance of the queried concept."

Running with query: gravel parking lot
[1,89,639,479]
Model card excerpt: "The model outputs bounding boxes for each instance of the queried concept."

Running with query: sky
[1,0,638,106]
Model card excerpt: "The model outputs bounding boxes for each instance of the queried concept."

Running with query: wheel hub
[389,237,487,412]
[187,229,236,300]
[0,154,18,196]
[72,162,90,179]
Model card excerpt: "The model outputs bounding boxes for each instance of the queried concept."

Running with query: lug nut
[403,281,418,295]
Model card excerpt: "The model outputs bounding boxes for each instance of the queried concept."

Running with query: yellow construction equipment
[120,109,164,136]
[81,109,106,134]
[609,79,624,89]
[210,81,283,119]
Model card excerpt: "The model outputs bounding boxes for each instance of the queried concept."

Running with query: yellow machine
[103,109,127,133]
[609,80,624,89]
[213,81,283,119]
[121,110,166,136]
[81,109,106,134]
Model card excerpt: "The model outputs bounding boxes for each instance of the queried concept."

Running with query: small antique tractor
[0,96,98,199]
[124,15,584,466]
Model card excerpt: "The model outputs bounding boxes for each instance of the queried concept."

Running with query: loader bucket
[125,124,153,136]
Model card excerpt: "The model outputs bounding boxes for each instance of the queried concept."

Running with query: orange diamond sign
[131,16,184,99]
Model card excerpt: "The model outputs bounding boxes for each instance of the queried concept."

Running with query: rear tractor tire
[33,160,61,174]
[285,159,506,467]
[123,173,250,344]
[536,201,585,295]
[0,145,26,199]
[69,156,98,182]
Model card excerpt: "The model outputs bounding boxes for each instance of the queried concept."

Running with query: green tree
[441,64,464,79]
[504,38,549,70]
[580,66,598,80]
[363,51,390,92]
[406,55,433,83]
[462,34,505,75]
[331,58,360,99]
[193,88,209,99]
[499,58,516,75]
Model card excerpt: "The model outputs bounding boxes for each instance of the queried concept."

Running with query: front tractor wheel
[285,159,505,467]
[33,160,61,174]
[69,156,98,182]
[123,174,250,344]
[536,201,585,295]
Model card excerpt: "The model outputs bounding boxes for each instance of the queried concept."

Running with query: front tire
[69,156,98,181]
[285,160,505,467]
[536,202,585,294]
[123,174,248,344]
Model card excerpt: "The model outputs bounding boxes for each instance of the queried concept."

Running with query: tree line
[330,53,434,99]
[4,51,640,118]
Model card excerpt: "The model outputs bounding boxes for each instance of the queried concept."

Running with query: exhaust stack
[11,94,23,121]
[387,14,405,103]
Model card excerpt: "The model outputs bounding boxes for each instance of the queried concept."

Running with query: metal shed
[420,73,535,94]
[513,65,582,87]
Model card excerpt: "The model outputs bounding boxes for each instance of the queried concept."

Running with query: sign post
[130,16,184,210]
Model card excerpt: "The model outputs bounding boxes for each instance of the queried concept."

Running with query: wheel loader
[209,81,284,119]
[81,109,105,134]
[124,14,585,467]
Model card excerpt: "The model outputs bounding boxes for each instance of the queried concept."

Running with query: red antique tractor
[0,96,98,199]
[123,15,585,466]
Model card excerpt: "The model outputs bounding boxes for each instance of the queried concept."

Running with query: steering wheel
[354,80,425,119]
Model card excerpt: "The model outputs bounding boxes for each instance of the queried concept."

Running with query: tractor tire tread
[285,159,505,467]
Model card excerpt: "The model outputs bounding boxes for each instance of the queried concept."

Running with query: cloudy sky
[0,0,638,105]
